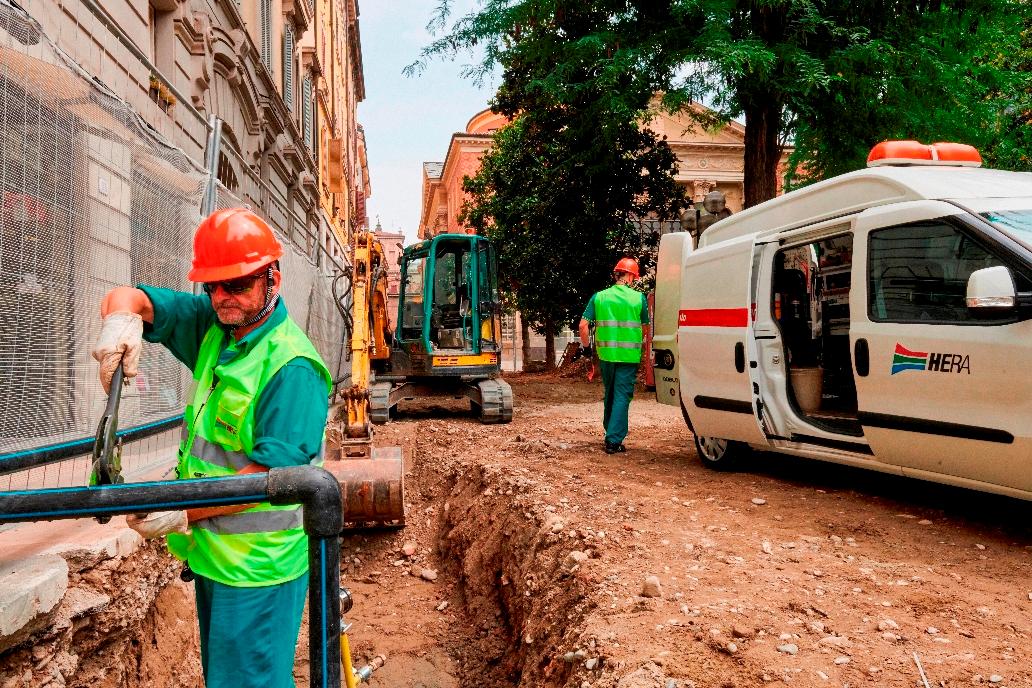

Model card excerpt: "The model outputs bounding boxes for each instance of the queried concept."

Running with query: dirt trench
[329,397,606,688]
[8,375,1032,688]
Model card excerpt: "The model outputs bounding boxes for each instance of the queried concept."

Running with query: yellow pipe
[340,631,358,688]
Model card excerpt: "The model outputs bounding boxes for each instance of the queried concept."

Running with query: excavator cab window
[430,242,473,350]
[477,241,500,350]
[399,255,426,341]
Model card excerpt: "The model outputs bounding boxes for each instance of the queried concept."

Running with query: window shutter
[259,0,272,71]
[303,76,314,152]
[283,25,295,112]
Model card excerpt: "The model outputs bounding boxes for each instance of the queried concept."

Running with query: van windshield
[982,209,1032,250]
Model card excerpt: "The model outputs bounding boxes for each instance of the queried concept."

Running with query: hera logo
[891,343,970,375]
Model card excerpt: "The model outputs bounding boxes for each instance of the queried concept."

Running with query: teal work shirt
[582,290,650,325]
[139,285,328,469]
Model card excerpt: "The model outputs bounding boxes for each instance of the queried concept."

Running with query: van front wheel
[693,434,747,471]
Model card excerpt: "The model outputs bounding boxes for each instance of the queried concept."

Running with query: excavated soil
[1,540,200,688]
[336,375,1032,688]
[6,375,1032,688]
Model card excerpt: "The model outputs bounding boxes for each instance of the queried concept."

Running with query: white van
[653,141,1032,499]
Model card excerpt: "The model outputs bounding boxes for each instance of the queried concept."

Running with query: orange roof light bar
[867,140,982,168]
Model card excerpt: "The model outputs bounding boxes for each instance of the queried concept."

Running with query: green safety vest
[594,284,645,363]
[165,316,330,587]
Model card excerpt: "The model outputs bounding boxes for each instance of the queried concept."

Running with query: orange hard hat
[187,208,283,282]
[614,257,640,279]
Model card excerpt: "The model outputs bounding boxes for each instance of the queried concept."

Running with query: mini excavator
[370,232,513,424]
[330,230,513,434]
[325,231,512,525]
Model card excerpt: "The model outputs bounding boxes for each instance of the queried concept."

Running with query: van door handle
[854,338,869,377]
[734,342,745,373]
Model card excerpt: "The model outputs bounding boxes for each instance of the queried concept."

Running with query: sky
[358,1,496,243]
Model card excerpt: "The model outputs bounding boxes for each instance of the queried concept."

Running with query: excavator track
[475,378,513,424]
[369,381,393,424]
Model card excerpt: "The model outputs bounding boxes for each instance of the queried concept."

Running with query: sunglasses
[202,273,262,296]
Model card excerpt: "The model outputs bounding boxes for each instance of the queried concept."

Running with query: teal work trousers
[194,572,308,688]
[600,360,639,445]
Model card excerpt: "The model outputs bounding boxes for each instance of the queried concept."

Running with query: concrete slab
[0,554,68,646]
[0,517,141,572]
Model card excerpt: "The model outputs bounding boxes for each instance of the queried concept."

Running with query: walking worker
[91,208,330,688]
[578,257,649,454]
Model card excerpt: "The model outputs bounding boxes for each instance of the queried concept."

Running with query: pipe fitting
[267,466,342,537]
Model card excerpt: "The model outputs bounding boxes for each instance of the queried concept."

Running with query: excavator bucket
[322,446,405,527]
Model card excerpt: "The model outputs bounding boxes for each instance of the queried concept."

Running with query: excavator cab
[371,234,513,423]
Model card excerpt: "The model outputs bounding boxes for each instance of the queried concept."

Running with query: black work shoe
[616,443,627,453]
[604,442,619,454]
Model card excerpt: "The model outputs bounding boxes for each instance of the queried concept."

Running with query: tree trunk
[520,315,531,372]
[544,318,556,370]
[742,2,788,209]
[742,98,783,208]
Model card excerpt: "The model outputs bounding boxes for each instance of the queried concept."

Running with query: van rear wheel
[693,434,748,470]
[680,396,747,470]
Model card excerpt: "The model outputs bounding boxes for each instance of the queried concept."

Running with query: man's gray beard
[215,308,248,327]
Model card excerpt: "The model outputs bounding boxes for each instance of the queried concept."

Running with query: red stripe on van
[678,308,749,327]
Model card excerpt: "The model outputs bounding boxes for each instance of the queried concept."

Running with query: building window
[282,24,295,112]
[148,0,176,112]
[302,76,313,149]
[217,152,239,193]
[259,0,273,71]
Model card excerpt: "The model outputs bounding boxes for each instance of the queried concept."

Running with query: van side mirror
[966,265,1016,310]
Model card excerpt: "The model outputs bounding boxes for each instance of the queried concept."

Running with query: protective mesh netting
[0,1,347,487]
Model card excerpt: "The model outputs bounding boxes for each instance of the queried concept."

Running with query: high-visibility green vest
[165,316,330,587]
[594,284,645,363]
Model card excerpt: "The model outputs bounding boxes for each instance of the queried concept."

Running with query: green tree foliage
[411,2,687,356]
[413,0,1028,204]
[461,112,684,359]
[785,0,1032,184]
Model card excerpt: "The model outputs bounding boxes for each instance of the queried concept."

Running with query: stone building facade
[418,109,508,240]
[372,220,405,329]
[24,0,369,260]
[418,103,792,238]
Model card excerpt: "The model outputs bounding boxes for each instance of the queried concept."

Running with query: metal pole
[195,115,223,295]
[0,466,343,688]
[202,115,223,216]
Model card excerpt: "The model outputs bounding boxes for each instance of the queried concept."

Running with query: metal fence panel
[0,1,348,490]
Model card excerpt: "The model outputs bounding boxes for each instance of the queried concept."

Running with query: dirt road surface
[332,375,1032,688]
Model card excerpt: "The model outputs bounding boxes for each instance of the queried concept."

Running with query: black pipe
[267,467,343,688]
[0,414,183,476]
[0,466,342,687]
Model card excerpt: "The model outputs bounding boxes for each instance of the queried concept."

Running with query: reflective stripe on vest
[173,316,331,587]
[593,284,645,363]
[194,508,304,535]
[189,436,251,472]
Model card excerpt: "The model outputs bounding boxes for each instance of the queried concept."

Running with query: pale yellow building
[302,0,369,254]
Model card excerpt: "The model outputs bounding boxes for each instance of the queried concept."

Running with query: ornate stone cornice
[300,45,321,77]
[282,0,311,36]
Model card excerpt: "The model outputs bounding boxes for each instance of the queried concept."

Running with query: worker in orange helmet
[91,208,330,688]
[578,257,650,454]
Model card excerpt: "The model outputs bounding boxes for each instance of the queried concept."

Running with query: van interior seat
[776,267,817,366]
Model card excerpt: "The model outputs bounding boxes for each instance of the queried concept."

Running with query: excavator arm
[341,230,391,441]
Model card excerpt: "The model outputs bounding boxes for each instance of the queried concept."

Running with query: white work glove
[125,511,189,539]
[91,311,143,393]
